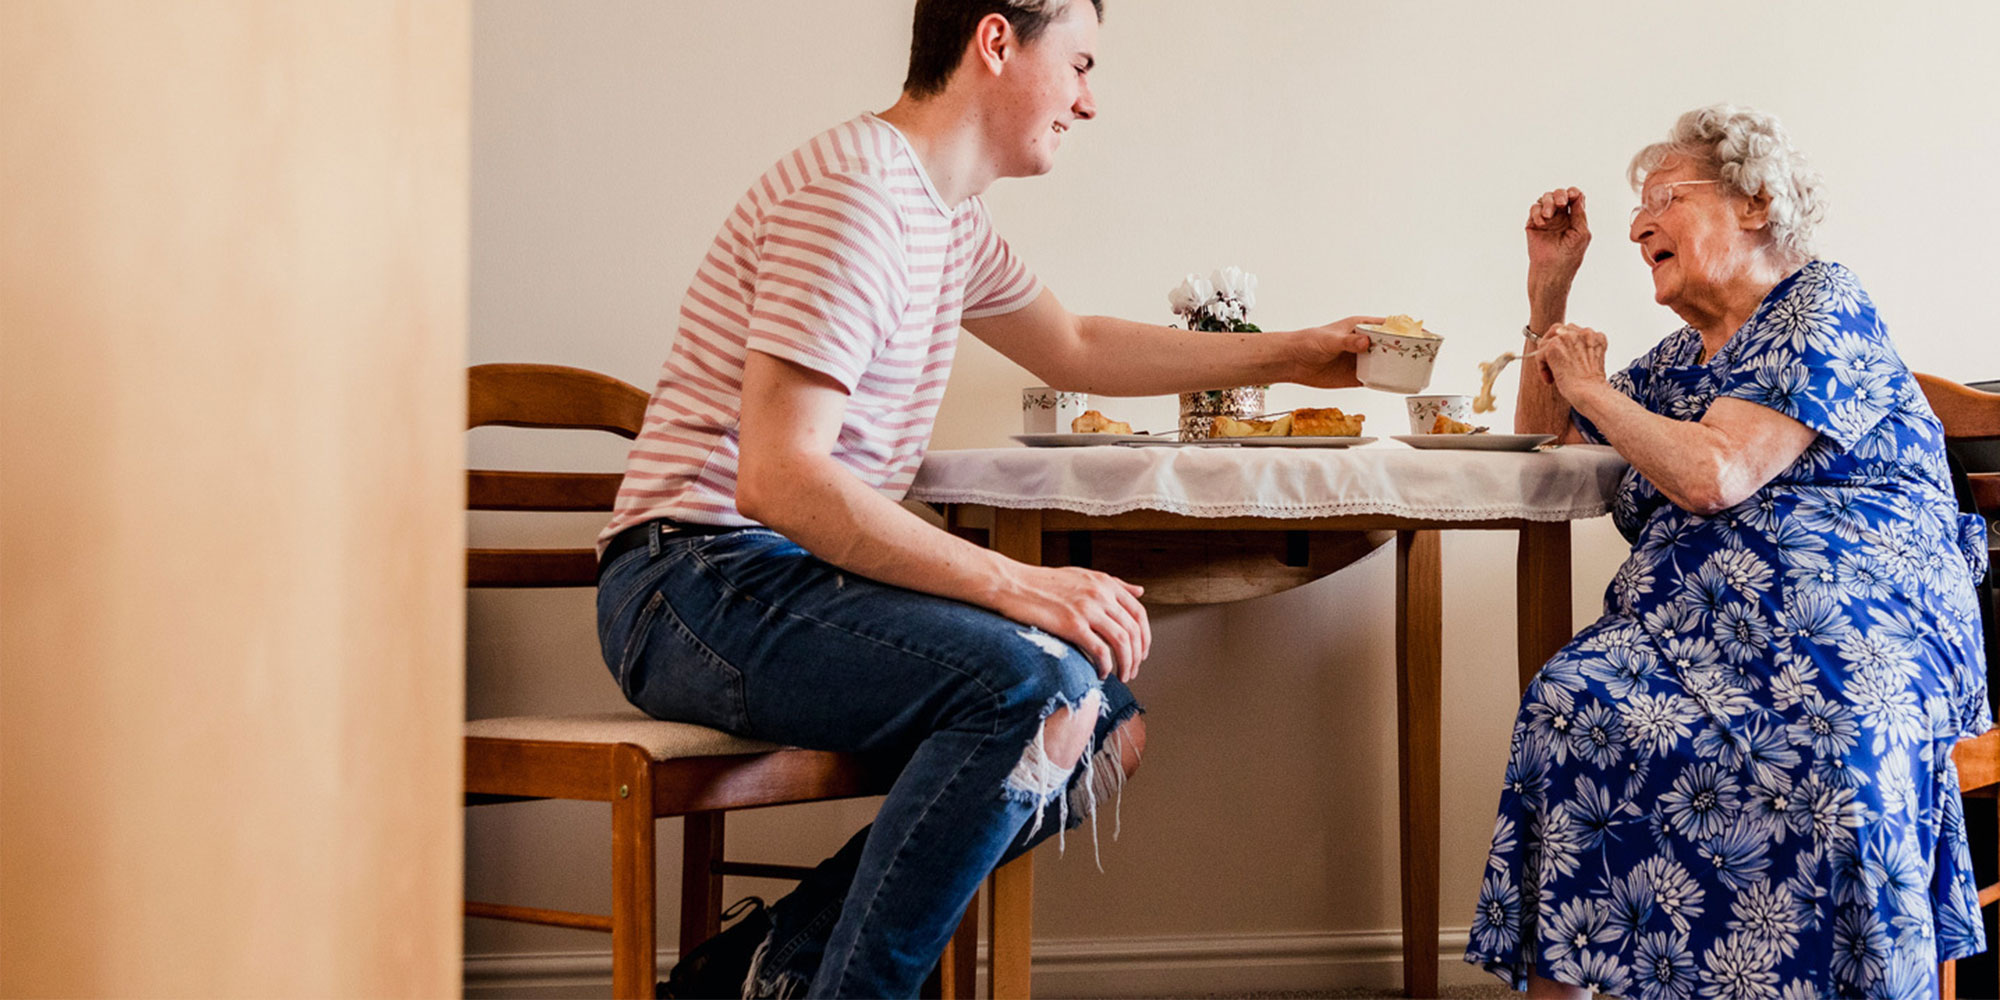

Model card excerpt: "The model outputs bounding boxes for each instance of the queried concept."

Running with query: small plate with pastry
[1120,407,1376,447]
[1203,407,1375,446]
[1014,433,1159,447]
[1015,409,1158,446]
[1228,435,1378,448]
[1216,407,1373,447]
[1092,406,1374,448]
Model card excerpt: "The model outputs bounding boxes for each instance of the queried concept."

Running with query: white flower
[1169,266,1258,331]
[1210,265,1254,305]
[1167,275,1213,316]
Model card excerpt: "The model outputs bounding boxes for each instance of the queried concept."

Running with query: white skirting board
[463,927,1486,999]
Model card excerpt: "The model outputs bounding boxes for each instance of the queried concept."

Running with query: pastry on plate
[1071,410,1132,434]
[1430,413,1484,435]
[1213,413,1294,437]
[1289,407,1366,437]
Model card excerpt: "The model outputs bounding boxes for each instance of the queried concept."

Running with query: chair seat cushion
[465,708,786,761]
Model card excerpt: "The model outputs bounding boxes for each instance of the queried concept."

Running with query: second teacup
[1022,386,1088,434]
[1406,394,1473,433]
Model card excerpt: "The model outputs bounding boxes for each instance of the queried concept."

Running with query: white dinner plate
[1391,433,1556,452]
[1012,433,1160,447]
[1117,436,1376,448]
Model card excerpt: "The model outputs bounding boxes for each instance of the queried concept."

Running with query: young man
[595,1,1380,995]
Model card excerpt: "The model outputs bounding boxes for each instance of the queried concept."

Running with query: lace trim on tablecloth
[911,487,1615,523]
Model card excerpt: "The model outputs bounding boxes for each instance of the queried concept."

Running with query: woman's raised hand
[1526,187,1591,305]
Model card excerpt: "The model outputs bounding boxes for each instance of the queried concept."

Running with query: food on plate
[1213,407,1366,438]
[1213,413,1294,437]
[1290,406,1366,437]
[1430,413,1486,435]
[1070,410,1133,434]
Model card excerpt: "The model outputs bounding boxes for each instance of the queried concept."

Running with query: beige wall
[1,2,468,996]
[466,1,2000,995]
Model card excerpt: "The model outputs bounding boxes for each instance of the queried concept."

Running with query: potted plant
[1170,266,1266,439]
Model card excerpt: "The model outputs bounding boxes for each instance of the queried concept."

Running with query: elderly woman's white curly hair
[1628,104,1826,264]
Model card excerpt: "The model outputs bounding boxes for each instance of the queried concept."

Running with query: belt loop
[647,520,662,558]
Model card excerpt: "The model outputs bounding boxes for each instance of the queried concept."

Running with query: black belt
[597,518,738,581]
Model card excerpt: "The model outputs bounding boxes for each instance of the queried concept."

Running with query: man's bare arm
[963,288,1377,395]
[733,349,1150,680]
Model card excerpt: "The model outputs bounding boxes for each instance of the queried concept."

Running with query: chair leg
[989,853,1034,999]
[680,811,725,956]
[612,747,658,1000]
[925,893,979,1000]
[1941,957,1956,1000]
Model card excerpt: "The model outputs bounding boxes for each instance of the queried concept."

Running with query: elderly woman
[1466,105,1992,999]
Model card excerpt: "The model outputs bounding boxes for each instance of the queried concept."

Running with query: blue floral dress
[1466,262,1993,999]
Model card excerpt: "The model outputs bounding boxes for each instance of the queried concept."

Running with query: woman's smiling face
[1629,157,1749,312]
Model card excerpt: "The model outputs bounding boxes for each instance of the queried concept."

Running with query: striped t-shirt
[599,114,1041,552]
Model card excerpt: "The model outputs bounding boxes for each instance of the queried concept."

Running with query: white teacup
[1022,386,1088,434]
[1406,394,1473,433]
[1355,324,1443,394]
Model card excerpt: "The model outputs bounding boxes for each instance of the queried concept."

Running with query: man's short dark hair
[903,0,1105,99]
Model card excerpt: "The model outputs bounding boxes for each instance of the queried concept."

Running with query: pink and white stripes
[599,115,1039,552]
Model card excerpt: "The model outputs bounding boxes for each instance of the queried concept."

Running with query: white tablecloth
[908,442,1629,522]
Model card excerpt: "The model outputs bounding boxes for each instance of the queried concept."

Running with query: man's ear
[969,12,1014,76]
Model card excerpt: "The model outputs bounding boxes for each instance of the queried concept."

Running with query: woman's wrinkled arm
[1518,187,1593,440]
[1540,323,1815,513]
[1563,380,1817,515]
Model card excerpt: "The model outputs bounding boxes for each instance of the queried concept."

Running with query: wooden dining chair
[1916,372,2000,1000]
[462,362,980,1000]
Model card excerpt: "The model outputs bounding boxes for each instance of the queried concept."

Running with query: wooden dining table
[906,439,1628,998]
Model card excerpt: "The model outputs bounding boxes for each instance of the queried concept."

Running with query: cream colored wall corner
[0,2,468,997]
[466,1,2000,995]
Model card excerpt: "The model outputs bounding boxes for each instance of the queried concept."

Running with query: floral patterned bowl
[1355,324,1442,394]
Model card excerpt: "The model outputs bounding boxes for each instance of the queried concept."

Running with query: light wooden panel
[0,2,468,996]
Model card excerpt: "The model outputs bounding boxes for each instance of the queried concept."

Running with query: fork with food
[1472,348,1540,414]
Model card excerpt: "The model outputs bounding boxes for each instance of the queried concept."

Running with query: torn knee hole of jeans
[1003,690,1127,862]
[1003,710,1078,804]
[1064,708,1140,870]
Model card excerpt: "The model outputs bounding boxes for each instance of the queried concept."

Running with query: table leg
[1395,529,1442,998]
[988,508,1043,998]
[1515,521,1573,693]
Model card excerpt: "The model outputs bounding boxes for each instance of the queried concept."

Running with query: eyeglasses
[1629,180,1719,225]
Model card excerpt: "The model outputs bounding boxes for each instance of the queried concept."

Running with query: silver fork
[1484,348,1540,372]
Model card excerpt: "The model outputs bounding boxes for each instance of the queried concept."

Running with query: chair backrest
[1919,373,2000,513]
[1917,373,2000,709]
[467,363,647,588]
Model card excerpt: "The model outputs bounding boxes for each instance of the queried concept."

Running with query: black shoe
[657,896,771,1000]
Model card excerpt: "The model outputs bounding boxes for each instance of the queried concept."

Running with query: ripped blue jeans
[596,523,1141,999]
